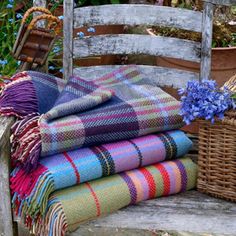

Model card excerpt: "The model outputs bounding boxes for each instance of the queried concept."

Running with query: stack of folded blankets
[0,65,197,236]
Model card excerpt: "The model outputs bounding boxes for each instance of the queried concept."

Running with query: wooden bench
[1,0,236,235]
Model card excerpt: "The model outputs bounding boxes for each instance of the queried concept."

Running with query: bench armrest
[0,116,15,236]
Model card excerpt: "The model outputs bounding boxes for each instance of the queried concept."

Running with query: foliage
[0,0,29,80]
[179,80,234,124]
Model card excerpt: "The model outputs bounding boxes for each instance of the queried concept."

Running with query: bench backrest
[63,0,218,86]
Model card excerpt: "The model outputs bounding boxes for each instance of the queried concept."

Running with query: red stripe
[154,163,170,196]
[85,182,101,217]
[63,152,80,184]
[140,167,156,199]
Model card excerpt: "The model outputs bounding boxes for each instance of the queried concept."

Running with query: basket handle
[22,7,52,25]
[28,14,62,35]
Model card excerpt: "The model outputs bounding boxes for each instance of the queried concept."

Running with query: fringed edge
[11,113,42,171]
[11,164,55,220]
[33,199,68,236]
[0,71,39,118]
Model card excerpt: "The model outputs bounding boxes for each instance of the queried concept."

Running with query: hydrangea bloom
[77,31,85,38]
[87,27,96,33]
[16,13,23,19]
[179,79,233,124]
[6,3,13,8]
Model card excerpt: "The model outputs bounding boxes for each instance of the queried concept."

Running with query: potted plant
[147,1,236,87]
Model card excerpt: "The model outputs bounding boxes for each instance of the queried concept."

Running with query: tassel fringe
[11,113,42,171]
[11,164,55,220]
[0,71,39,118]
[34,200,67,236]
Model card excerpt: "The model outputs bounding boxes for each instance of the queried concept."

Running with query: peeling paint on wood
[74,5,203,33]
[73,34,201,63]
[0,116,15,236]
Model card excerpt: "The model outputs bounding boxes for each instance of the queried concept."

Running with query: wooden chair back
[63,0,218,88]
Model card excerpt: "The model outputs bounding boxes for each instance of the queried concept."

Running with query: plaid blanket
[0,66,183,170]
[11,130,192,220]
[21,157,197,236]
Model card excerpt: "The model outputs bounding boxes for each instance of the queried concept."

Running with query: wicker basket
[198,75,236,202]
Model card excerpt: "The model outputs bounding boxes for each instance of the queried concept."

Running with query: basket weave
[198,75,236,202]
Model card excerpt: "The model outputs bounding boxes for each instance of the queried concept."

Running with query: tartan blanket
[11,130,192,220]
[21,157,197,236]
[0,65,183,170]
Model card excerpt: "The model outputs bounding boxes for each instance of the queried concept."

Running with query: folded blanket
[11,130,192,220]
[22,157,197,236]
[0,66,183,170]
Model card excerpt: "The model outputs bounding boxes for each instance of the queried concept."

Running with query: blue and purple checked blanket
[11,130,192,220]
[0,65,184,171]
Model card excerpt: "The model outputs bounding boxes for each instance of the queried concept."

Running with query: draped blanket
[11,130,192,220]
[23,157,197,236]
[0,66,183,170]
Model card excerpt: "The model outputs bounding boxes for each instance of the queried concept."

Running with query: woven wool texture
[32,157,197,236]
[11,130,192,219]
[0,65,183,170]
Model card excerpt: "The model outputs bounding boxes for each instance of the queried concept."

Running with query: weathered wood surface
[0,116,15,236]
[71,191,236,236]
[74,5,203,33]
[32,0,46,7]
[73,65,199,88]
[73,34,201,63]
[205,0,236,6]
[63,0,74,80]
[32,0,47,27]
[200,2,214,80]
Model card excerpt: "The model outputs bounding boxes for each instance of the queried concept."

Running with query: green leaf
[91,0,101,5]
[110,0,120,4]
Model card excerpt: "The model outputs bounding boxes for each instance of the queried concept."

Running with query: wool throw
[20,157,197,236]
[11,130,192,220]
[0,66,183,170]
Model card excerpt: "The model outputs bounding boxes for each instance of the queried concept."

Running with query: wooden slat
[74,5,203,33]
[32,0,47,27]
[73,65,199,88]
[200,1,214,80]
[32,0,46,7]
[63,0,74,79]
[0,116,15,236]
[73,34,201,63]
[71,191,236,236]
[204,0,236,6]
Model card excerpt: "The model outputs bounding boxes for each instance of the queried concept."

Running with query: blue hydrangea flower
[16,13,23,19]
[77,31,85,38]
[58,15,64,20]
[6,4,13,8]
[8,18,13,23]
[8,0,14,3]
[59,68,64,73]
[179,79,233,124]
[53,46,61,53]
[49,66,55,70]
[0,60,8,65]
[87,27,96,33]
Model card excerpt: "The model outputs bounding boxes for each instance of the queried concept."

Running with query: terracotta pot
[156,47,236,87]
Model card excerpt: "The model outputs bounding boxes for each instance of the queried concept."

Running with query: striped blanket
[22,157,197,236]
[0,66,183,170]
[11,130,192,220]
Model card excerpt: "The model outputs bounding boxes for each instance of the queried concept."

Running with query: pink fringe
[11,113,42,171]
